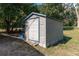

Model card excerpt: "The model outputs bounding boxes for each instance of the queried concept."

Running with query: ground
[0,34,44,56]
[0,28,79,56]
[32,28,79,56]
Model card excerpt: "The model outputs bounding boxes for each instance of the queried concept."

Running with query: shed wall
[25,15,39,41]
[39,16,46,48]
[46,18,63,46]
[25,15,46,48]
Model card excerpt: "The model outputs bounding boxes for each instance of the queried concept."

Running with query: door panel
[28,18,39,42]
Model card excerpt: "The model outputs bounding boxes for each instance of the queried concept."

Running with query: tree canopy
[38,3,64,20]
[0,3,39,32]
[0,3,78,32]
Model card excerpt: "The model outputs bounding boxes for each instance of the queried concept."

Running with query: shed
[24,12,63,48]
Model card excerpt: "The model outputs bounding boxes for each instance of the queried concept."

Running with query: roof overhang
[24,12,46,21]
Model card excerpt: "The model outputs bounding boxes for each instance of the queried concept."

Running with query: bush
[63,26,74,30]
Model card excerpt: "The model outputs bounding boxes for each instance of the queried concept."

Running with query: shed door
[28,18,39,42]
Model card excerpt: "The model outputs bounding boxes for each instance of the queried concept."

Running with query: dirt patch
[0,34,44,56]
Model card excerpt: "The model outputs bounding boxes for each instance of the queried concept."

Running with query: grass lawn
[32,28,79,56]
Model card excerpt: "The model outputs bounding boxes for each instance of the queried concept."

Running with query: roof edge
[24,12,63,23]
[24,12,46,20]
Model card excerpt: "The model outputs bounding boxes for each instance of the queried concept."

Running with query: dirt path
[0,34,44,56]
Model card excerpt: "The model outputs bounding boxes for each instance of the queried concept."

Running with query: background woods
[0,3,78,32]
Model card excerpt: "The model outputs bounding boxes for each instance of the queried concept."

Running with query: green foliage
[63,26,74,30]
[0,3,39,32]
[64,3,77,26]
[38,3,64,20]
[0,3,78,31]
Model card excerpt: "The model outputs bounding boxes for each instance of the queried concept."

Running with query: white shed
[24,12,63,48]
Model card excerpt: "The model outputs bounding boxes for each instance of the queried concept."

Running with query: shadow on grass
[60,36,72,44]
[48,35,72,48]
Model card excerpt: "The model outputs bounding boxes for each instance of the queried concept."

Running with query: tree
[15,3,39,28]
[64,3,77,26]
[38,3,64,20]
[73,3,79,27]
[0,4,21,32]
[0,3,39,32]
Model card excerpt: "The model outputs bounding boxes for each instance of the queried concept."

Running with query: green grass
[33,28,79,56]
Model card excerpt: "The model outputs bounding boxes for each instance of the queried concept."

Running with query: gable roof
[22,12,63,25]
[24,12,46,20]
[25,12,63,22]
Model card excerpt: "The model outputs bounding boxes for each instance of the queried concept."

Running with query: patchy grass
[33,28,79,56]
[0,29,6,32]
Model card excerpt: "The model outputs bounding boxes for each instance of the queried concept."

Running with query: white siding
[25,15,39,41]
[28,18,39,42]
[39,16,46,48]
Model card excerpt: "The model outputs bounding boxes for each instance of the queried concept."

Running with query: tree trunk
[5,20,10,33]
[11,25,14,32]
[5,16,11,33]
[74,4,79,27]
